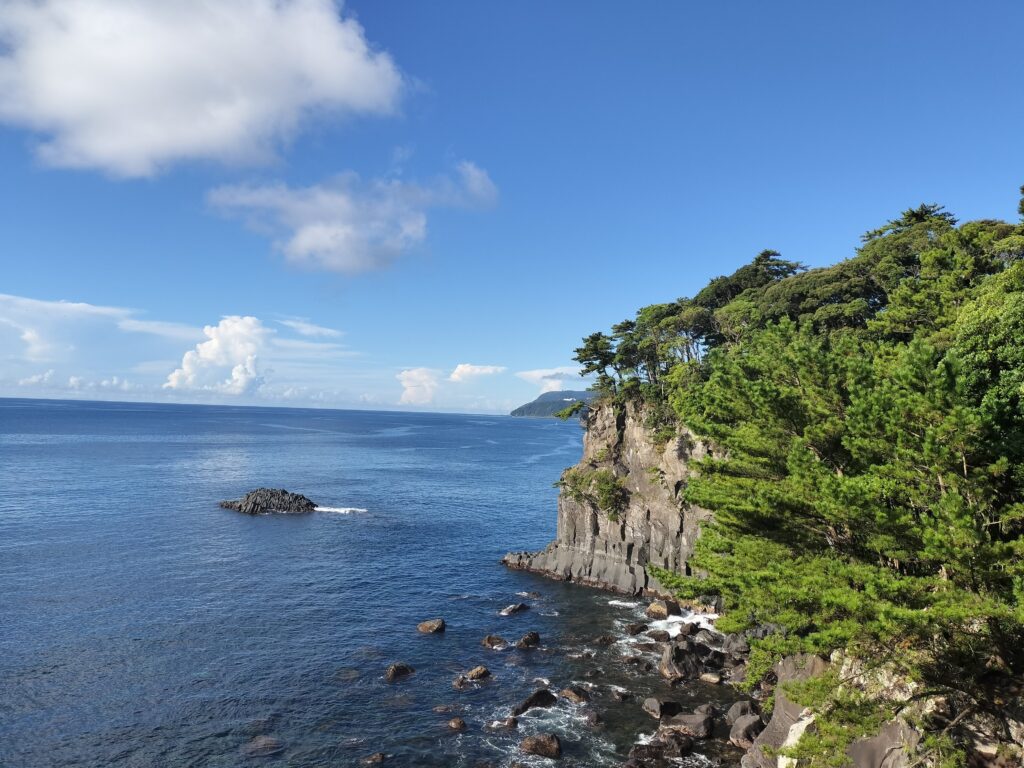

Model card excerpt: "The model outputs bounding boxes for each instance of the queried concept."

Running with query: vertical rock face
[503,401,712,595]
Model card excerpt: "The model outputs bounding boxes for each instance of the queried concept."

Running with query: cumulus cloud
[397,367,439,405]
[164,316,270,395]
[18,369,55,386]
[0,0,402,176]
[209,161,498,273]
[278,318,343,338]
[449,363,506,382]
[516,366,581,393]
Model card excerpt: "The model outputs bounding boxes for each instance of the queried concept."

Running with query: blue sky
[1,1,1022,413]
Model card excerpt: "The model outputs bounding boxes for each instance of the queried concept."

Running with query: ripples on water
[0,399,742,767]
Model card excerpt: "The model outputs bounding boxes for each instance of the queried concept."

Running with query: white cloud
[0,0,402,176]
[449,363,506,382]
[164,316,270,395]
[209,161,498,273]
[516,366,581,393]
[117,318,202,342]
[18,369,54,386]
[278,318,343,338]
[397,367,439,405]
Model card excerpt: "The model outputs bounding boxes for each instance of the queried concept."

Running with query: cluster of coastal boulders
[368,597,580,765]
[219,488,317,515]
[357,591,941,767]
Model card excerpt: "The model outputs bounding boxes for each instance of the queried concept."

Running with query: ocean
[0,398,738,767]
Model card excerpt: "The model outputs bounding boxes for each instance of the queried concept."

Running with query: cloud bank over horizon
[0,0,402,176]
[0,292,578,413]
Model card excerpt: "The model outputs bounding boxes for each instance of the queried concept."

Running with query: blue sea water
[0,398,739,768]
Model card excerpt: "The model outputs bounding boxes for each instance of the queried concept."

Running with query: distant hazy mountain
[510,390,596,418]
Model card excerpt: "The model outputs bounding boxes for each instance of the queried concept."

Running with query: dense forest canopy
[573,189,1024,765]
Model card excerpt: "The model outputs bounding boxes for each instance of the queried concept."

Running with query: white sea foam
[607,599,641,608]
[314,506,368,514]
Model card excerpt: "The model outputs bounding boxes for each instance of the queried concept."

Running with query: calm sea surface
[0,399,739,767]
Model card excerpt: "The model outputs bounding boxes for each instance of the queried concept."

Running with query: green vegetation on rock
[556,467,629,520]
[576,189,1024,765]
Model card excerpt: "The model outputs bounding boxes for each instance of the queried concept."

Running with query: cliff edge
[504,400,712,595]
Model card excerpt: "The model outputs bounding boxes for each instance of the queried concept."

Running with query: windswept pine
[568,189,1024,766]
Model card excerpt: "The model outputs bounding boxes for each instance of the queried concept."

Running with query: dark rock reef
[219,488,317,515]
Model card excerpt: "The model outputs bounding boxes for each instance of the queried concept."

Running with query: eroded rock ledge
[503,401,712,595]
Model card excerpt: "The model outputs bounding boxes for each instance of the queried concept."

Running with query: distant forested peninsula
[567,189,1024,765]
[510,390,595,418]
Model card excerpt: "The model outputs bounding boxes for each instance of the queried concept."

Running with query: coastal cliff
[504,400,712,595]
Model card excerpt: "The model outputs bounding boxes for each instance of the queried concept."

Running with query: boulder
[646,629,671,642]
[663,710,714,739]
[730,713,764,749]
[659,729,694,757]
[452,675,469,690]
[700,672,721,684]
[722,633,750,656]
[384,662,414,682]
[521,733,561,759]
[516,631,541,649]
[511,688,557,716]
[481,634,508,649]
[220,488,316,515]
[643,697,682,719]
[466,665,491,681]
[743,654,829,768]
[625,622,649,636]
[500,602,529,616]
[675,622,697,638]
[725,700,758,726]
[659,641,702,681]
[847,719,920,768]
[628,742,665,762]
[447,717,467,731]
[646,599,681,619]
[560,684,590,703]
[692,628,719,647]
[417,618,446,634]
[594,634,617,645]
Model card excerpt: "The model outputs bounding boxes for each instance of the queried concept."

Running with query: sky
[1,1,1023,413]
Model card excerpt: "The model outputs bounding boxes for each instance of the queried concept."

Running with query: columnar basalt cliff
[503,401,712,595]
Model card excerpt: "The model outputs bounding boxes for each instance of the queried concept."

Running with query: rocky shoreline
[359,590,773,767]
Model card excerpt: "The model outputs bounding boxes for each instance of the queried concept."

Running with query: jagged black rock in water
[219,488,317,515]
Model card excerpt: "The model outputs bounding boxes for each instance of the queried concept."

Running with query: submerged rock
[384,662,414,682]
[361,753,386,764]
[560,684,590,703]
[447,717,467,731]
[220,488,316,515]
[482,634,508,649]
[242,735,284,757]
[500,602,530,616]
